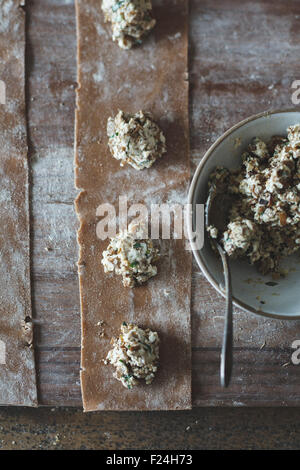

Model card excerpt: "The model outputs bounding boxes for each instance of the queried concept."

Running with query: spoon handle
[217,245,233,388]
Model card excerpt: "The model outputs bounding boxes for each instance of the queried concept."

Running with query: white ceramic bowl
[188,109,300,320]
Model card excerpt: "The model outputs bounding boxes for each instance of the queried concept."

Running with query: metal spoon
[205,186,233,388]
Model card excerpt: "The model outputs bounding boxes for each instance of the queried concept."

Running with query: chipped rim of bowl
[188,108,300,321]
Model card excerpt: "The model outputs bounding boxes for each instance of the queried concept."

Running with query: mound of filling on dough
[107,110,167,170]
[102,222,160,287]
[208,124,300,275]
[102,0,156,49]
[105,322,159,389]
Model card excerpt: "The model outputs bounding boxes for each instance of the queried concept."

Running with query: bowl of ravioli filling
[188,110,300,319]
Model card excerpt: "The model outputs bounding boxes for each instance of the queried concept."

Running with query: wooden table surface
[1,406,300,449]
[28,0,300,407]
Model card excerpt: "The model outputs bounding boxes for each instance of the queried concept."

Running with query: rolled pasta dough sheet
[0,0,37,407]
[75,0,191,411]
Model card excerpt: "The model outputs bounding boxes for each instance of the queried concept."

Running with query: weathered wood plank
[28,0,300,406]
